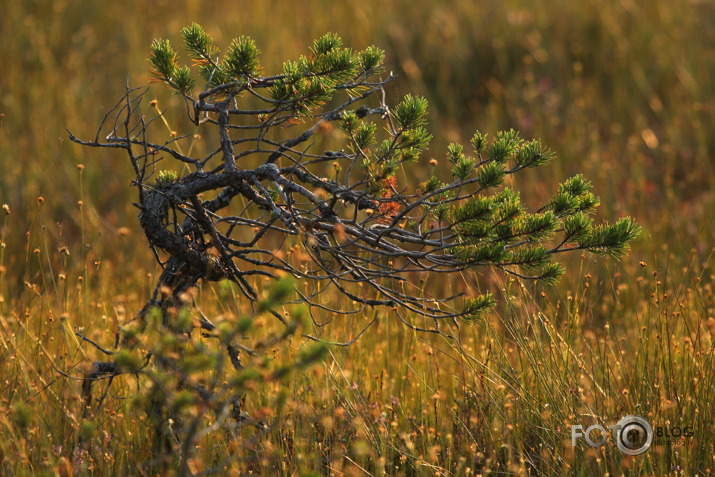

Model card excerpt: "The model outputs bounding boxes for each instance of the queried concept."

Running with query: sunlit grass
[1,0,714,475]
[2,241,712,474]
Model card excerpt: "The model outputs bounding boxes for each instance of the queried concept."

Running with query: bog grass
[1,1,714,475]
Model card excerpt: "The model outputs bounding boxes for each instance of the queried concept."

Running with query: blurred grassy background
[1,0,714,475]
[1,0,714,284]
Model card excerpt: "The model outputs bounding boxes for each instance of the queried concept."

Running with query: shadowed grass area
[1,1,714,475]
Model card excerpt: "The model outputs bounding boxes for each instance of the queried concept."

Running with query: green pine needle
[393,95,429,130]
[224,36,261,78]
[462,294,497,321]
[149,39,178,80]
[181,23,218,61]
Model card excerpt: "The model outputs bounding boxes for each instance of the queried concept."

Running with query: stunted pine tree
[69,24,639,471]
